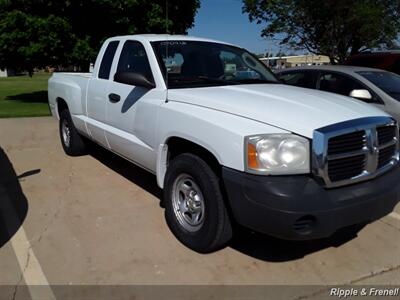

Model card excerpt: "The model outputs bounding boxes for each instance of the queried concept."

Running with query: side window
[392,58,400,75]
[98,41,119,79]
[278,71,316,89]
[318,72,365,96]
[116,41,154,83]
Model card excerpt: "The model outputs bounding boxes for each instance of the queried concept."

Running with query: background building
[0,68,16,77]
[0,68,9,77]
[260,55,330,70]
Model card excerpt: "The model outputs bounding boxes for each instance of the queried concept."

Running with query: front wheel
[163,153,233,253]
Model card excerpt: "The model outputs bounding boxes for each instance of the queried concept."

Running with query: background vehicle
[276,65,400,122]
[48,35,400,253]
[345,51,400,75]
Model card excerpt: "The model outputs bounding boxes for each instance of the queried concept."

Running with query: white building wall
[0,69,8,77]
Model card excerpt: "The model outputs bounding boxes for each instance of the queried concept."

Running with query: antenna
[165,0,169,102]
[165,0,169,34]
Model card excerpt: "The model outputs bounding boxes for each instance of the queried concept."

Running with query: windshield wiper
[236,78,281,84]
[169,76,279,88]
[197,76,240,85]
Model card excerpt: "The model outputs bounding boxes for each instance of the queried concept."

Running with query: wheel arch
[56,97,69,119]
[156,136,222,189]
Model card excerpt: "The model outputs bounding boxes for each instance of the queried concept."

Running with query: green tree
[0,10,73,75]
[242,0,400,63]
[0,0,200,72]
[275,50,286,57]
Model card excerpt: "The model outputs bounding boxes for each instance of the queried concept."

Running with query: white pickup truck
[48,34,400,253]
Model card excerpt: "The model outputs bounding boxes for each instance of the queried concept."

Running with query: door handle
[108,93,121,103]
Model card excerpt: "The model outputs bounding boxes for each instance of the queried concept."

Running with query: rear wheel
[59,109,87,156]
[164,153,233,253]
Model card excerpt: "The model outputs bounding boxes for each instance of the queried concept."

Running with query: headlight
[245,134,310,175]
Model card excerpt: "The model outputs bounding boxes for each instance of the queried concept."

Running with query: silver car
[276,65,400,122]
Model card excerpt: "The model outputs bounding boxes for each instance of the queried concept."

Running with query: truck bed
[52,72,92,78]
[48,72,93,120]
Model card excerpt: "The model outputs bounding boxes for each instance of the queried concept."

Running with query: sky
[188,0,286,55]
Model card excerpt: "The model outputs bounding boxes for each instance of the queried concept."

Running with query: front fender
[157,101,289,173]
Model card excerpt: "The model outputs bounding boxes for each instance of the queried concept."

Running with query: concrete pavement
[0,117,399,299]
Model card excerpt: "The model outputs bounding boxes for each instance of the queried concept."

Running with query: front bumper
[222,165,400,240]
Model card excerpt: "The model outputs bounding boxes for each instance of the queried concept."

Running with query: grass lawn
[0,72,51,118]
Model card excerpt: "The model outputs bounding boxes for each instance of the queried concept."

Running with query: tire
[163,153,233,253]
[59,109,87,156]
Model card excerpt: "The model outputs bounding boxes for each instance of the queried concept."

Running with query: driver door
[105,40,165,171]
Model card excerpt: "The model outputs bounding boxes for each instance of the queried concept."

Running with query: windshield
[357,71,400,101]
[151,40,279,88]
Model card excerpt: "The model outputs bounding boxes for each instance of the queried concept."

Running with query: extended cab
[48,35,400,253]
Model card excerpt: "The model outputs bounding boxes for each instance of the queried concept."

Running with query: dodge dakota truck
[48,35,400,253]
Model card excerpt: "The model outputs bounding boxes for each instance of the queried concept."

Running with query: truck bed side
[48,72,92,135]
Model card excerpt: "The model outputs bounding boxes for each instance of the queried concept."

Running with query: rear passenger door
[87,40,119,147]
[278,70,318,89]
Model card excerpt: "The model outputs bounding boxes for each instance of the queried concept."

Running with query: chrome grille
[327,131,366,155]
[328,154,366,182]
[313,117,399,188]
[378,144,397,168]
[377,125,396,145]
[377,125,398,168]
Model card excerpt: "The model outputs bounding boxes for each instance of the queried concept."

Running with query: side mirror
[349,89,373,101]
[114,72,155,89]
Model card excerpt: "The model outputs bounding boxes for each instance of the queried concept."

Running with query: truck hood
[167,84,389,138]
